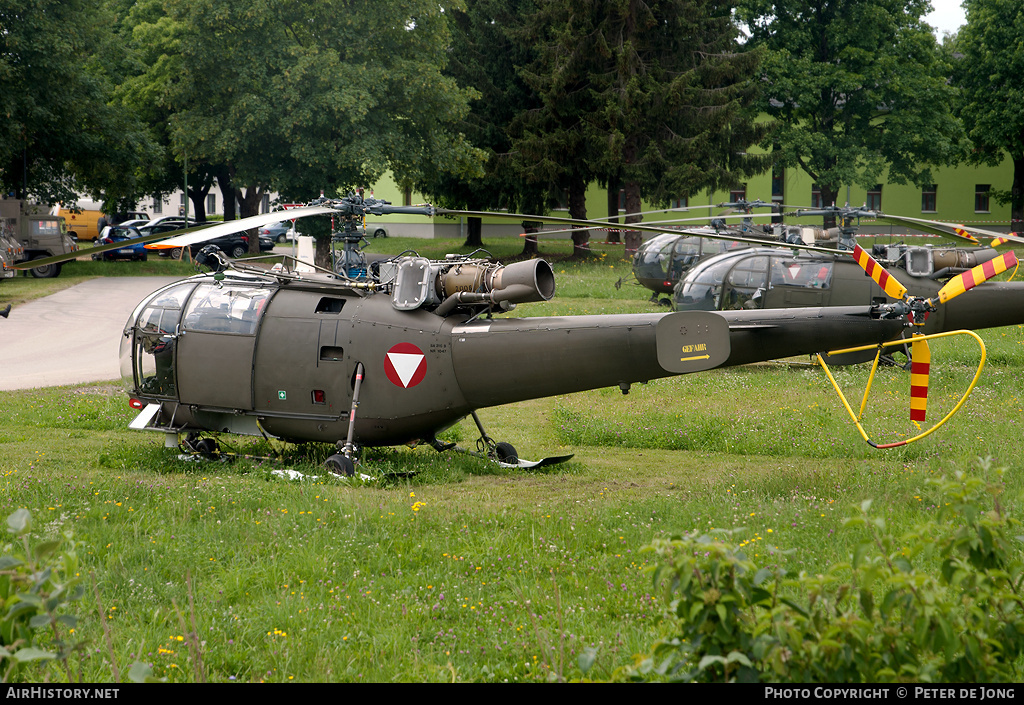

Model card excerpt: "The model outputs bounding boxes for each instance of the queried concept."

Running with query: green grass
[2,246,1023,682]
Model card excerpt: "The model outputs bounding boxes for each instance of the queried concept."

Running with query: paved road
[0,277,182,391]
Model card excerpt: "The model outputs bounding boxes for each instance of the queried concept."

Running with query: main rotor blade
[851,244,909,300]
[147,206,338,250]
[870,214,980,243]
[934,250,1019,304]
[524,212,775,237]
[909,335,931,423]
[441,209,842,255]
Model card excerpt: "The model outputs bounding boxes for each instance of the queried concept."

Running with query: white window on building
[153,197,162,215]
[207,194,216,214]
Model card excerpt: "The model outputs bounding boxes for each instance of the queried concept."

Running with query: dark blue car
[91,226,148,261]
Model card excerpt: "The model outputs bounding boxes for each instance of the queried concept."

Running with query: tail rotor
[820,245,1018,446]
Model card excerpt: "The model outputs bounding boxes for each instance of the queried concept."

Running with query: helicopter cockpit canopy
[673,248,835,312]
[632,232,745,287]
[119,276,274,398]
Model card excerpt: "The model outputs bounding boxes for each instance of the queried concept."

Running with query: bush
[633,458,1024,682]
[0,509,84,682]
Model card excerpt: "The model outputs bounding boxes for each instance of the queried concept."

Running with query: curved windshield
[673,248,777,311]
[673,256,731,310]
[723,255,769,309]
[121,281,198,396]
[182,283,272,335]
[633,233,679,279]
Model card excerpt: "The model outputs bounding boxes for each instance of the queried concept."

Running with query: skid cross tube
[817,329,987,448]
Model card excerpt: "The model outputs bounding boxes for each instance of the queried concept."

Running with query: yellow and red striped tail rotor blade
[991,237,1011,247]
[936,251,1019,304]
[852,245,908,300]
[909,335,931,423]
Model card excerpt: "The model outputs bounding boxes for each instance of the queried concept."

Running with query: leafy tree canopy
[419,0,553,215]
[514,0,770,253]
[0,0,157,206]
[951,0,1024,224]
[164,0,485,209]
[736,0,963,207]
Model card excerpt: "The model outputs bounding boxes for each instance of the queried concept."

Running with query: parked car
[141,215,203,230]
[260,221,299,243]
[91,226,148,261]
[167,233,274,260]
[99,219,167,241]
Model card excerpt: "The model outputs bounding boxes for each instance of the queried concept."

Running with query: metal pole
[184,150,189,223]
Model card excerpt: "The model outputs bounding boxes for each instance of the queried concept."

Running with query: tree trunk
[521,221,540,257]
[187,180,211,224]
[568,179,589,258]
[820,184,840,229]
[215,165,236,222]
[623,181,643,256]
[315,235,333,272]
[236,185,264,254]
[463,216,483,247]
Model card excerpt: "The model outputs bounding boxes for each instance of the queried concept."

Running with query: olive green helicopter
[18,195,1018,471]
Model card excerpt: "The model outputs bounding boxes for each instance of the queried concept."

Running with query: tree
[165,0,484,264]
[951,0,1024,231]
[517,0,771,255]
[586,0,771,253]
[417,0,549,252]
[736,0,964,223]
[0,0,156,205]
[514,1,607,257]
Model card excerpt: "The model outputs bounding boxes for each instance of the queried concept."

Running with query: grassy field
[2,239,1023,682]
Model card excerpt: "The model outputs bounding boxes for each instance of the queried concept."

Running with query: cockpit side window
[183,283,271,335]
[770,258,833,289]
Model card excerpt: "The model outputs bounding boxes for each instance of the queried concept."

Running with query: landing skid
[451,445,575,469]
[433,410,574,469]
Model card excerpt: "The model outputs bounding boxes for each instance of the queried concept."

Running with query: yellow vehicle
[57,206,103,241]
[57,206,151,241]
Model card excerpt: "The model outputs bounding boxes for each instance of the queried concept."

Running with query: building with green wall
[351,157,1017,239]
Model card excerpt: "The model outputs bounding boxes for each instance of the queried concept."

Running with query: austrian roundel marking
[384,342,427,389]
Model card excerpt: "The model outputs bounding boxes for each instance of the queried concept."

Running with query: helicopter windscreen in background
[634,233,682,279]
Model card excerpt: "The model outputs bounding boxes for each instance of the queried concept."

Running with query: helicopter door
[174,283,271,410]
[252,292,352,424]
